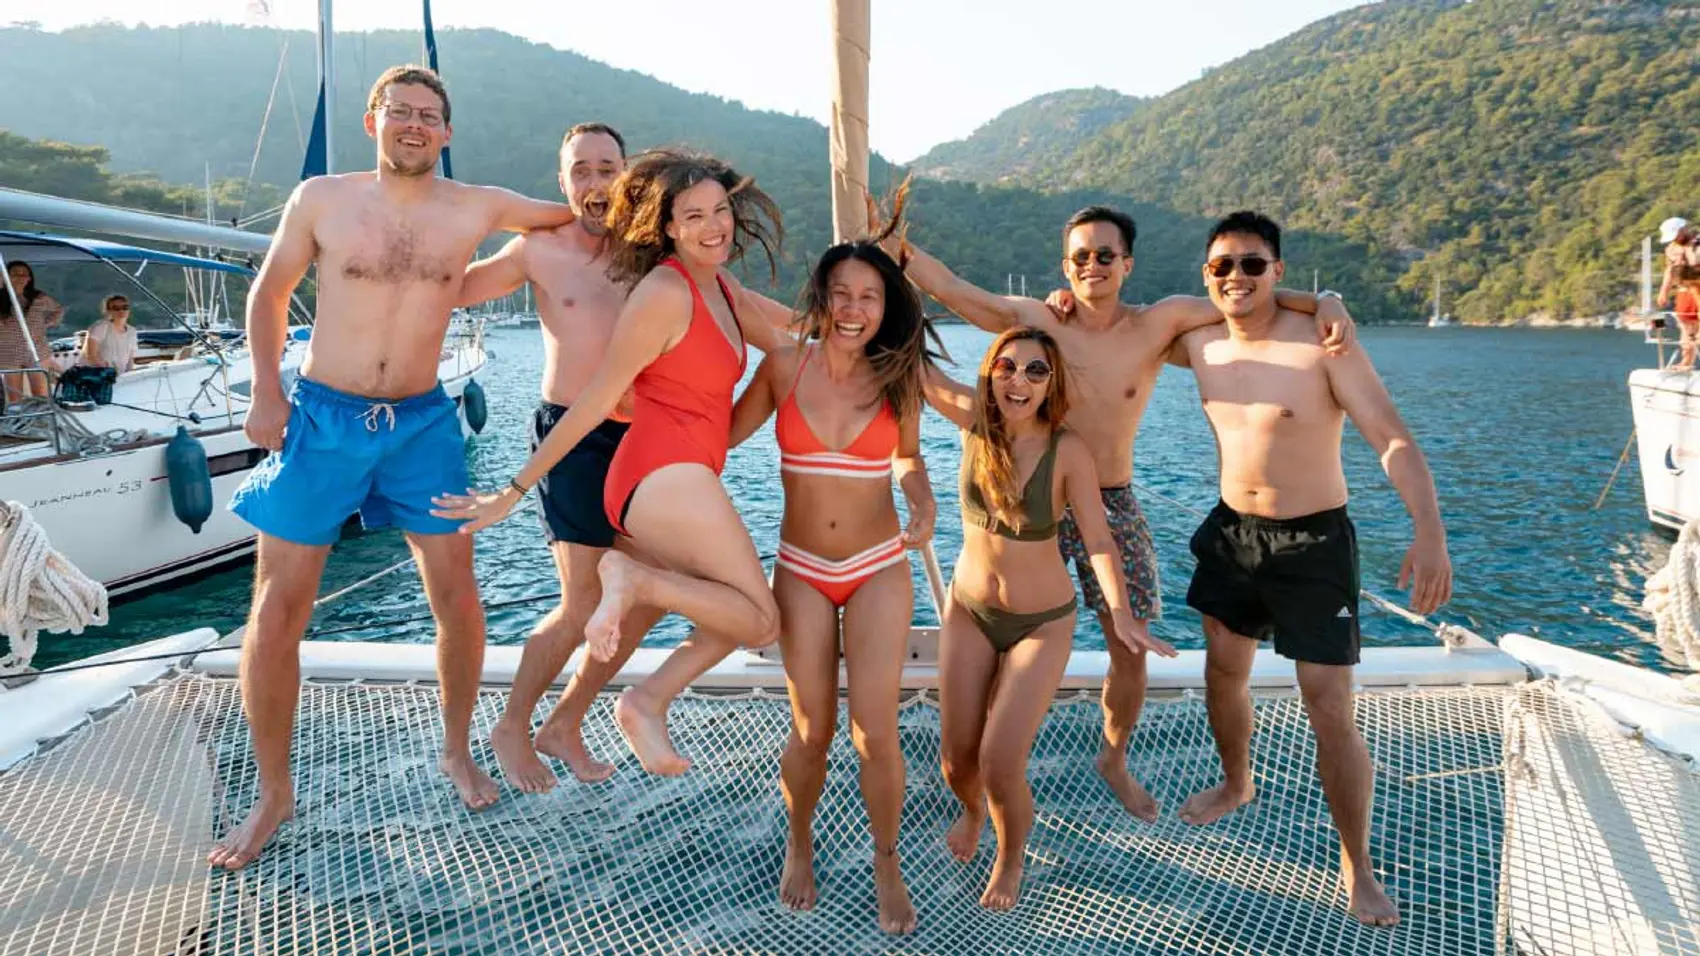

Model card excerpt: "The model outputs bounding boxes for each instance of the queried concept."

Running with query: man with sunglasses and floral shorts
[892,204,1356,822]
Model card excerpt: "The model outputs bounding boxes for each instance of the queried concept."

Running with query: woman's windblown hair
[968,326,1070,527]
[602,147,783,289]
[791,181,943,423]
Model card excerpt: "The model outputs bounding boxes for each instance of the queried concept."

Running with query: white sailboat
[0,0,488,597]
[1426,277,1455,327]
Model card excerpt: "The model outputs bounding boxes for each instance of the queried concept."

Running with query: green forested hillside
[908,88,1143,184]
[0,22,1405,316]
[922,0,1700,323]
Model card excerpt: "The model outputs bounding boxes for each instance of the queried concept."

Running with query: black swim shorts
[1185,499,1360,666]
[531,402,630,549]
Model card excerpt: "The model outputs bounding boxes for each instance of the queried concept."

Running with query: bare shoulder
[1056,428,1094,467]
[630,264,694,311]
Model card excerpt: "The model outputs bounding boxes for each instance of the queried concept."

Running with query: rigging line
[1593,428,1637,511]
[241,34,293,219]
[1130,480,1437,630]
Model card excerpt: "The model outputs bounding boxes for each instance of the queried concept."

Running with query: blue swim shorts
[230,377,469,546]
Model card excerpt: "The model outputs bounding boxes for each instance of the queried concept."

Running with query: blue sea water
[37,323,1681,672]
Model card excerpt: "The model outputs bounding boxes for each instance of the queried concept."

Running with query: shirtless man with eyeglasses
[210,64,576,870]
[889,204,1356,821]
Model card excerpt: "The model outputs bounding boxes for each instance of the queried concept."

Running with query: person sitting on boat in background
[889,203,1356,823]
[208,64,578,871]
[725,205,938,934]
[1657,218,1700,370]
[435,148,790,779]
[920,326,1178,911]
[0,260,65,400]
[1168,210,1453,927]
[78,294,140,374]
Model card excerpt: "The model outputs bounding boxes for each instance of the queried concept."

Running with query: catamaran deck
[2,642,1696,955]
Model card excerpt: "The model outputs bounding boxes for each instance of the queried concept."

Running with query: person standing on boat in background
[209,64,578,871]
[888,206,1356,822]
[922,326,1178,911]
[726,215,937,934]
[79,294,140,374]
[1168,210,1452,927]
[1657,218,1700,370]
[1,260,65,399]
[435,148,790,779]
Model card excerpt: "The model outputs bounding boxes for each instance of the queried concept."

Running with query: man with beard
[210,65,576,869]
[460,125,799,791]
[1170,211,1451,927]
[892,206,1354,822]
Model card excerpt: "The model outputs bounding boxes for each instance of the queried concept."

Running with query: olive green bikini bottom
[952,587,1078,653]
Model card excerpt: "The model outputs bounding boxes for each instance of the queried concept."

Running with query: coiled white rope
[1643,517,1700,678]
[0,501,108,676]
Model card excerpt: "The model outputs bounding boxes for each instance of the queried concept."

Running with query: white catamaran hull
[1629,368,1700,530]
[0,342,487,598]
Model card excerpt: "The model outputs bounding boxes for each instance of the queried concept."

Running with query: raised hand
[1314,297,1357,356]
[1044,288,1076,318]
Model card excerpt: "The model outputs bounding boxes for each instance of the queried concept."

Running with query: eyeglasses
[1067,247,1125,268]
[1206,255,1273,278]
[377,102,445,128]
[991,356,1053,384]
[106,303,130,313]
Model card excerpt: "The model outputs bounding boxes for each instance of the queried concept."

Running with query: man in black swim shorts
[1166,211,1453,928]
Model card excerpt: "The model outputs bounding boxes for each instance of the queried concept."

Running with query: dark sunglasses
[1207,255,1273,278]
[1067,247,1124,268]
[106,303,131,312]
[991,356,1053,384]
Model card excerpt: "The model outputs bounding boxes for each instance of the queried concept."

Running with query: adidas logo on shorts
[1336,607,1353,619]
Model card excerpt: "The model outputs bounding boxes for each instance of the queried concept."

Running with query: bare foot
[207,792,294,870]
[535,714,615,783]
[1342,859,1400,926]
[873,850,917,934]
[1178,780,1255,826]
[946,808,984,862]
[440,752,500,811]
[613,688,691,776]
[980,851,1024,911]
[779,838,817,911]
[1095,749,1159,823]
[490,717,557,794]
[587,552,642,662]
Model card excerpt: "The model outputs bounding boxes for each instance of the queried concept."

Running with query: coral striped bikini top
[775,348,899,480]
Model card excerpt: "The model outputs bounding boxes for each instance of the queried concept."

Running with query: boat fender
[462,378,488,435]
[166,426,213,534]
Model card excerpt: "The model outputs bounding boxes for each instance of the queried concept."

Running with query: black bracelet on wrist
[508,478,530,497]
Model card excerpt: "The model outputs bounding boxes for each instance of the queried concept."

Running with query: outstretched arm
[1326,345,1452,615]
[1659,261,1676,309]
[893,407,936,548]
[921,362,976,430]
[485,186,576,233]
[1058,433,1176,657]
[458,236,527,307]
[1139,290,1353,354]
[729,353,780,448]
[899,241,1054,333]
[433,273,689,532]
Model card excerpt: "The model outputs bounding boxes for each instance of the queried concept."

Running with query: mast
[829,0,870,242]
[1643,236,1654,316]
[320,0,335,175]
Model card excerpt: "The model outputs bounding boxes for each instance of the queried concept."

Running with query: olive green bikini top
[958,430,1062,541]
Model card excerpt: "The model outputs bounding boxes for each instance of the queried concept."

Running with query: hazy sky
[25,1,1369,160]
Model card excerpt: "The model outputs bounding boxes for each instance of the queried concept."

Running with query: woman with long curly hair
[1,260,65,398]
[435,148,786,775]
[726,208,940,934]
[923,326,1177,910]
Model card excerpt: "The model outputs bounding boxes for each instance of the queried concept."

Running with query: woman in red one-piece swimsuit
[437,148,786,776]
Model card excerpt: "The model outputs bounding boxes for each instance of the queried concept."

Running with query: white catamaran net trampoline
[1,671,1696,955]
